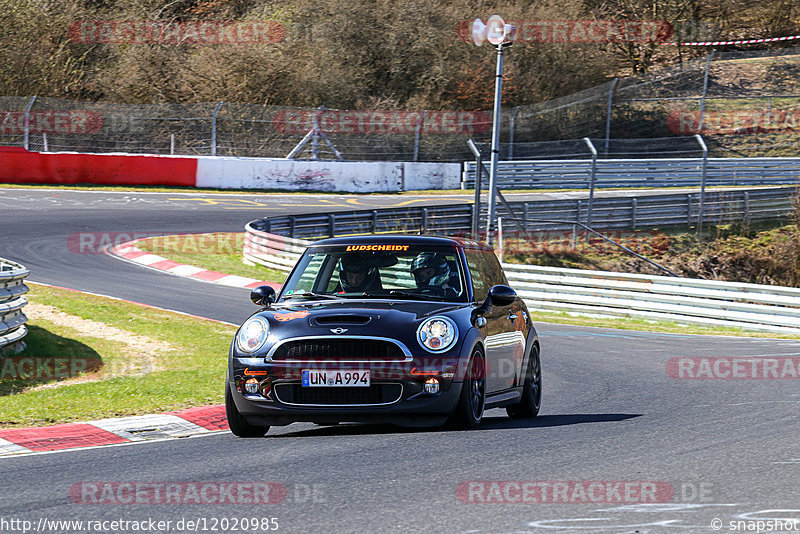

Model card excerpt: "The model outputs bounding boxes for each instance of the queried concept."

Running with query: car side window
[466,249,507,303]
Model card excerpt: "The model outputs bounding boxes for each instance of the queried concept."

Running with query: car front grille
[273,383,403,406]
[270,338,407,361]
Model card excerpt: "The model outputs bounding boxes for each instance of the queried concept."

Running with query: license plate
[302,369,370,387]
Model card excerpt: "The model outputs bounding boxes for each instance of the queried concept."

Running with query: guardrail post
[687,195,694,230]
[23,96,36,150]
[631,198,638,230]
[421,208,429,233]
[170,133,175,155]
[211,101,223,156]
[695,134,708,235]
[583,138,598,228]
[328,214,336,237]
[42,133,48,152]
[288,217,295,238]
[371,210,378,234]
[497,217,504,262]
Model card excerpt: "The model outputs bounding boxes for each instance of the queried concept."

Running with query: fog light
[424,377,440,394]
[244,377,259,394]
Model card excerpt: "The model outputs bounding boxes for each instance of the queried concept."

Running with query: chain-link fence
[0,97,489,162]
[2,47,799,161]
[507,45,800,158]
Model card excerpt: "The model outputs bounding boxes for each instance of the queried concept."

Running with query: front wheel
[452,349,486,429]
[226,380,269,437]
[507,344,541,419]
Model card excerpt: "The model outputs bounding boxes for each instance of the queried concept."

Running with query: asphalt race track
[1,188,799,533]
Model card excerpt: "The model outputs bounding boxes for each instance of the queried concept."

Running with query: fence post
[604,78,618,156]
[697,50,715,133]
[583,137,598,227]
[23,96,36,150]
[497,217,503,262]
[42,133,48,152]
[413,110,427,162]
[211,101,223,156]
[467,139,484,239]
[508,106,520,160]
[631,197,638,230]
[170,133,175,155]
[695,134,708,235]
[743,191,751,227]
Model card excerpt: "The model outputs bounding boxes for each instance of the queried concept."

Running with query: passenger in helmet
[411,252,457,298]
[338,254,380,293]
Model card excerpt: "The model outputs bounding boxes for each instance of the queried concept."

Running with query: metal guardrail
[503,264,800,335]
[243,186,800,334]
[0,259,29,354]
[462,157,800,190]
[247,186,796,239]
[242,230,800,334]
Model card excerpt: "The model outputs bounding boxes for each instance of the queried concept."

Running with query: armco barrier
[246,186,796,239]
[0,258,29,354]
[462,157,800,190]
[0,148,460,192]
[243,199,800,334]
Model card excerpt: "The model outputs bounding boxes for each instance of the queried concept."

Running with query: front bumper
[229,356,463,426]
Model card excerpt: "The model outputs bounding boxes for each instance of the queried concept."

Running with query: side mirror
[488,285,517,307]
[250,285,276,306]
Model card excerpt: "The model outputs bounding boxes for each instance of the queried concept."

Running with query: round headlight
[417,316,458,353]
[236,316,269,353]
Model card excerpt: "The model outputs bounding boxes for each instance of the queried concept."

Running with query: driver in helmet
[338,254,380,293]
[410,252,458,297]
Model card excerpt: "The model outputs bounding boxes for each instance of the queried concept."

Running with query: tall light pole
[472,16,515,245]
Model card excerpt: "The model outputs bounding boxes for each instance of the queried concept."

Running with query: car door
[466,249,522,394]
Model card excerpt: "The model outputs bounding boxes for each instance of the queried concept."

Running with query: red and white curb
[109,237,281,291]
[0,405,226,457]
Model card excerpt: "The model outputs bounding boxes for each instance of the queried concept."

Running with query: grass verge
[0,284,236,428]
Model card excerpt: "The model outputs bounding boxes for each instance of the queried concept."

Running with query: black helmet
[339,255,375,292]
[411,252,450,287]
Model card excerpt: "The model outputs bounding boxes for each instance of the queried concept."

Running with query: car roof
[308,234,494,251]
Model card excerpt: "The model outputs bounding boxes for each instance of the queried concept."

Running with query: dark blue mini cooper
[226,235,541,436]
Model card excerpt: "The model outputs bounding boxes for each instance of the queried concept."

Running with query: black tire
[225,381,269,437]
[507,344,542,419]
[452,349,486,429]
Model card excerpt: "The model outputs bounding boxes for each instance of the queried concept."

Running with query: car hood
[248,299,471,352]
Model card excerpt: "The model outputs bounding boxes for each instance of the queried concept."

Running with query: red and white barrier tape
[663,34,800,46]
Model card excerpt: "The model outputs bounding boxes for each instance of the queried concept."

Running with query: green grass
[0,284,237,428]
[133,232,287,283]
[530,310,800,340]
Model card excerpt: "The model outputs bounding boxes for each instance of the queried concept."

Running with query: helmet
[411,252,450,287]
[339,255,376,292]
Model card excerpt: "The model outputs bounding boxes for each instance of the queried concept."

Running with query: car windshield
[279,243,468,302]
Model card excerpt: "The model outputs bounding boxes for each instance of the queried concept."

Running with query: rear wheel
[507,344,541,419]
[452,349,486,429]
[225,380,270,437]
